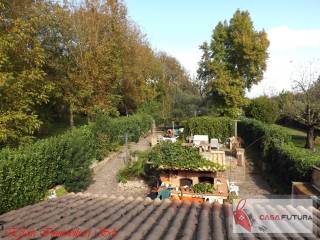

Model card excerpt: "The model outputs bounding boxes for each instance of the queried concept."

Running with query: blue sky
[125,0,320,97]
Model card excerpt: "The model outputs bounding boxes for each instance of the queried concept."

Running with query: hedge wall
[238,118,320,192]
[183,116,234,142]
[0,113,152,214]
[92,114,153,159]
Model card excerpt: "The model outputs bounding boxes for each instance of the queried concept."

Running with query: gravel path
[85,135,151,198]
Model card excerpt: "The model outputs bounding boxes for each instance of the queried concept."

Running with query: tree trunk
[69,103,74,128]
[305,126,315,151]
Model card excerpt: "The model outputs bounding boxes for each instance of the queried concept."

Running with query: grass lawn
[278,125,320,154]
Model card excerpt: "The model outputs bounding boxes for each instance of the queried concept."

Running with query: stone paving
[224,152,273,198]
[85,136,273,199]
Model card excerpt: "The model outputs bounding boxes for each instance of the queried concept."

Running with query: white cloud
[247,26,320,98]
[167,26,320,98]
[268,26,320,50]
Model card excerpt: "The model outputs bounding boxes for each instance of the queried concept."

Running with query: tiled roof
[0,193,319,240]
[158,165,217,172]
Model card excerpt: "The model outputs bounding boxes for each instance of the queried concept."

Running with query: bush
[117,158,146,183]
[238,118,320,192]
[0,113,153,214]
[183,116,234,142]
[192,183,215,193]
[92,113,153,159]
[0,126,96,213]
[245,96,279,123]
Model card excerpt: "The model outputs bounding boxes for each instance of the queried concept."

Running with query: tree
[197,10,269,118]
[245,96,279,123]
[0,0,53,146]
[285,62,320,150]
[0,0,198,146]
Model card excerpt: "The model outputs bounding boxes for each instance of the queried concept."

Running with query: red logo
[233,199,252,232]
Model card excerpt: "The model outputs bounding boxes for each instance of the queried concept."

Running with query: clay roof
[0,193,319,240]
[158,165,217,172]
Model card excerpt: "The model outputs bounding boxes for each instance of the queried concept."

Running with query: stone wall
[160,170,216,187]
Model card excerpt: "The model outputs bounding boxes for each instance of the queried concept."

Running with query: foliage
[149,142,225,172]
[0,0,197,147]
[197,10,269,117]
[137,101,163,124]
[117,156,147,183]
[0,1,53,146]
[238,118,320,192]
[281,62,320,150]
[92,113,153,159]
[171,89,201,122]
[0,126,96,214]
[0,113,152,213]
[245,96,280,123]
[183,116,234,142]
[192,183,215,194]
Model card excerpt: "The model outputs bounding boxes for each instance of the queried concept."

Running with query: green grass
[277,125,320,154]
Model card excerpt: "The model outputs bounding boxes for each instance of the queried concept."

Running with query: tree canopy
[197,10,269,118]
[0,0,198,146]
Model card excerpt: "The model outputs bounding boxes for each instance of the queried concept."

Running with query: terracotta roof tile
[0,193,319,240]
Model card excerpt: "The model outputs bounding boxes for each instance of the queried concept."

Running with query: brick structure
[159,170,216,187]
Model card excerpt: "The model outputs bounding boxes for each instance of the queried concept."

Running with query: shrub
[238,118,320,192]
[92,113,153,159]
[183,116,234,142]
[0,113,153,214]
[0,126,96,213]
[245,96,280,123]
[192,183,215,193]
[116,158,146,183]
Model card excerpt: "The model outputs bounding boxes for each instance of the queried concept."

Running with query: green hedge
[238,118,320,192]
[0,113,152,214]
[0,126,96,213]
[92,114,153,159]
[183,116,234,142]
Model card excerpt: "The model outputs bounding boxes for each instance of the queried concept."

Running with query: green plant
[0,126,96,214]
[116,159,146,183]
[245,96,280,123]
[183,116,234,142]
[238,118,320,192]
[192,183,215,193]
[148,142,225,172]
[92,113,153,159]
[0,113,153,214]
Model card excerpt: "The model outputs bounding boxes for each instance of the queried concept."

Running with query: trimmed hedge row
[238,118,320,192]
[183,116,234,142]
[92,114,153,159]
[0,113,152,214]
[0,126,95,213]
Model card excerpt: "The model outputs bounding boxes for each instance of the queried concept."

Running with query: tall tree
[0,0,53,146]
[284,62,320,151]
[198,10,269,117]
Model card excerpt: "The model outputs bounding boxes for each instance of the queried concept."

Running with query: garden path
[85,135,151,198]
[85,136,273,199]
[225,152,273,198]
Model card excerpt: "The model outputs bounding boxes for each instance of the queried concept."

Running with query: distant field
[278,125,320,154]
